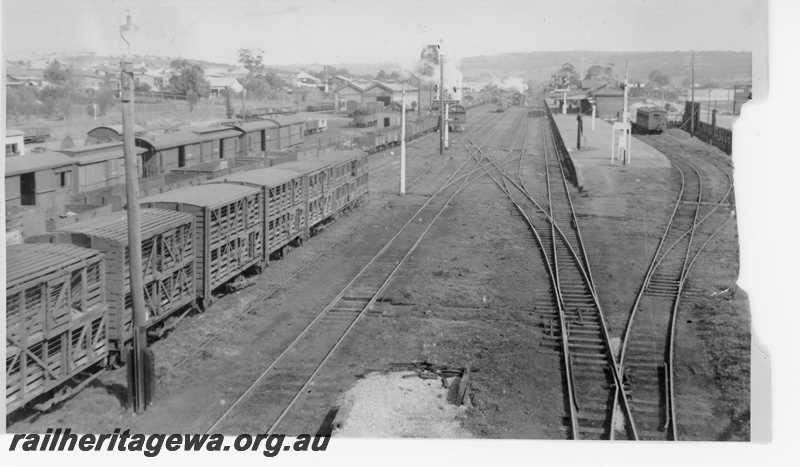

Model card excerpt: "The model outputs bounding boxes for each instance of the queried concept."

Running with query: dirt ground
[7,107,748,441]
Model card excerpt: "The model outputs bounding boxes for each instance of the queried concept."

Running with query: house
[207,76,243,96]
[5,65,44,88]
[6,129,26,156]
[296,71,322,88]
[133,68,166,90]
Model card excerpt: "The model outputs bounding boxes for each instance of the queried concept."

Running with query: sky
[2,0,762,68]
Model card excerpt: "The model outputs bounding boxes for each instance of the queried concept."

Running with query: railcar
[633,107,667,134]
[496,100,508,113]
[6,244,108,413]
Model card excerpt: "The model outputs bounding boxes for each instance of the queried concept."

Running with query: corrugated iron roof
[7,129,25,137]
[5,152,75,176]
[6,243,103,288]
[262,116,305,127]
[140,183,261,208]
[277,160,333,174]
[190,127,242,139]
[206,168,301,188]
[135,131,205,150]
[88,124,146,135]
[51,208,194,244]
[224,120,280,133]
[57,143,146,164]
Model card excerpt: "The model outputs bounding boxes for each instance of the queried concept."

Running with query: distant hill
[459,51,753,86]
[41,50,752,87]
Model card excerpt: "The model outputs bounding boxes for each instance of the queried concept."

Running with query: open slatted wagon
[324,151,369,213]
[140,184,264,308]
[6,244,108,413]
[30,209,196,357]
[207,168,306,262]
[278,160,337,232]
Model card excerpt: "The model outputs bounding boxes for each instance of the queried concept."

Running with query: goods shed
[140,184,264,308]
[31,209,196,354]
[56,142,146,193]
[6,243,108,413]
[333,82,366,115]
[5,151,75,209]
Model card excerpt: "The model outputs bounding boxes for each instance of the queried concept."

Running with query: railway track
[458,105,636,440]
[613,133,736,440]
[164,115,490,371]
[204,111,510,434]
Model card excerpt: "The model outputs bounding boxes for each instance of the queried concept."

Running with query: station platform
[551,113,672,196]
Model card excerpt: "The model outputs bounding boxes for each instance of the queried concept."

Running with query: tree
[169,60,211,97]
[649,70,670,87]
[244,76,272,100]
[238,49,265,76]
[134,82,151,92]
[222,89,235,119]
[44,60,70,84]
[6,86,39,120]
[376,69,388,81]
[187,90,199,112]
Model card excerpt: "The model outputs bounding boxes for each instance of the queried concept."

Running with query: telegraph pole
[120,11,150,414]
[400,80,406,194]
[439,45,445,156]
[685,50,701,137]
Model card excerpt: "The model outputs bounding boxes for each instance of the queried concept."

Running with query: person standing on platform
[576,114,584,150]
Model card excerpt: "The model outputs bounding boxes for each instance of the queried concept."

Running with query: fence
[542,101,579,188]
[680,102,733,155]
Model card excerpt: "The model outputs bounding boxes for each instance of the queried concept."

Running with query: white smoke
[492,76,528,94]
[402,43,465,101]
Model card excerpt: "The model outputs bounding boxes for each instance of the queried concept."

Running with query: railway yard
[5,100,749,441]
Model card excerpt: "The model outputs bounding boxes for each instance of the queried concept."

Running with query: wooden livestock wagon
[207,168,306,261]
[6,244,108,413]
[140,184,264,308]
[278,160,336,230]
[320,151,368,213]
[31,209,196,356]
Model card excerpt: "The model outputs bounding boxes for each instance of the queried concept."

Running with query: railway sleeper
[577,412,610,422]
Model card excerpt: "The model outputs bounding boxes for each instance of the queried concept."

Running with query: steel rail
[205,109,509,434]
